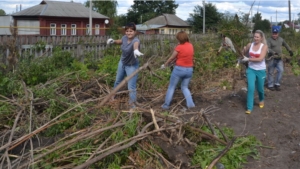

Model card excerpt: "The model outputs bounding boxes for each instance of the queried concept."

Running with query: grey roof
[12,0,109,19]
[144,14,190,27]
[136,24,164,31]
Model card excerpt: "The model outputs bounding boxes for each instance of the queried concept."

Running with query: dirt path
[198,69,300,169]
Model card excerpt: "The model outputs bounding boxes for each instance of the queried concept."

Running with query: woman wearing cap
[241,30,268,114]
[106,22,143,108]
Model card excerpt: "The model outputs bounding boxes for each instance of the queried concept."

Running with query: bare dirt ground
[191,66,300,169]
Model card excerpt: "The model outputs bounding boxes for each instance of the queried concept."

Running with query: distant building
[136,14,191,34]
[283,22,300,32]
[10,0,109,36]
[0,16,13,35]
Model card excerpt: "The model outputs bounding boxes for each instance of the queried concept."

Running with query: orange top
[175,42,194,67]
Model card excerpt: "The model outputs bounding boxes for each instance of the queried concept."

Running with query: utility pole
[276,10,277,25]
[203,0,205,34]
[288,0,291,23]
[89,0,93,35]
[293,13,295,30]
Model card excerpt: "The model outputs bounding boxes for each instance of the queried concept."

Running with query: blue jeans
[114,60,139,105]
[267,59,284,87]
[162,66,195,110]
[246,68,266,111]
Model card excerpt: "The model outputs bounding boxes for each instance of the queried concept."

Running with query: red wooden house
[12,0,110,36]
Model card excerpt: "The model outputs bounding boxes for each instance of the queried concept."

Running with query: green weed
[191,126,261,169]
[16,47,74,85]
[220,80,231,90]
[290,50,300,76]
[96,54,120,86]
[34,40,46,52]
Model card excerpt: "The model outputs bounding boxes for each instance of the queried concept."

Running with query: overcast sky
[1,0,300,23]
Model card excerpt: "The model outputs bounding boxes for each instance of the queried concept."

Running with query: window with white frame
[86,24,90,35]
[95,24,100,35]
[160,29,164,34]
[61,24,66,35]
[71,24,76,35]
[50,23,56,35]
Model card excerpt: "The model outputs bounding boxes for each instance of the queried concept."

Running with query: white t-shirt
[248,43,266,70]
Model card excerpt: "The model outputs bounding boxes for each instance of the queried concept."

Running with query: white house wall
[159,27,190,34]
[0,16,13,35]
[17,20,40,35]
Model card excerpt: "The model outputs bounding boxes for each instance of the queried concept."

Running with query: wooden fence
[0,34,215,66]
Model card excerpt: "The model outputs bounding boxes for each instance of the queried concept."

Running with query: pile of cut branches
[0,59,260,169]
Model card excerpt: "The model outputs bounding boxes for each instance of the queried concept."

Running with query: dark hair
[176,31,189,44]
[125,22,136,31]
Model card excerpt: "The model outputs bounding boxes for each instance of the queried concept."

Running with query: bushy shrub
[16,47,74,85]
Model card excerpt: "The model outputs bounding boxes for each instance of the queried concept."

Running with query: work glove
[235,60,240,69]
[106,38,114,45]
[160,64,166,69]
[241,56,249,63]
[289,51,293,57]
[134,49,144,58]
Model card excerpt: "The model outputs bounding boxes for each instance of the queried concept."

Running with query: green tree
[252,19,271,33]
[85,0,118,35]
[0,9,6,15]
[85,0,118,18]
[252,12,262,23]
[117,14,128,27]
[217,13,249,50]
[126,0,178,24]
[189,3,222,33]
[241,13,250,24]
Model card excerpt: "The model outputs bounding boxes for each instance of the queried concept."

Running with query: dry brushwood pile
[0,56,258,169]
[1,22,300,168]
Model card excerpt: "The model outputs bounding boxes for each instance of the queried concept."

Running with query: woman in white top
[241,30,268,114]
